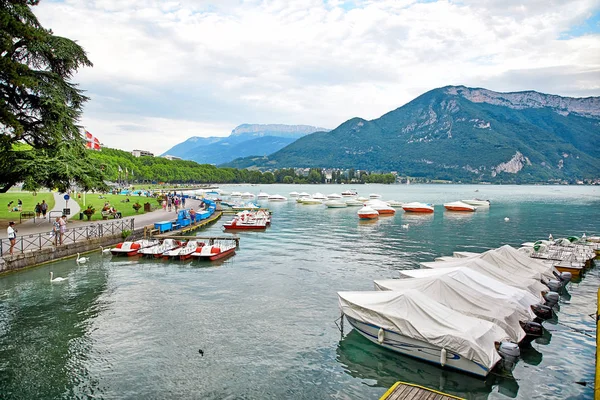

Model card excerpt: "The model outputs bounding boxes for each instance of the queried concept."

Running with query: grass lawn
[0,192,55,221]
[74,193,160,221]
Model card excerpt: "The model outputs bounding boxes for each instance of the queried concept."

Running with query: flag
[84,130,101,151]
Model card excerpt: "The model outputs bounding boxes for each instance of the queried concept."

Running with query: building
[162,155,181,161]
[131,149,154,157]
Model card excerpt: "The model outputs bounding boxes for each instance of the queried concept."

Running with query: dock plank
[380,381,465,400]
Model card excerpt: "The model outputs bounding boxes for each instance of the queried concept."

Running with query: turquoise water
[0,184,598,399]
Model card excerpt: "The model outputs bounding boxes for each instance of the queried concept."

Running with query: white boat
[257,192,269,200]
[402,202,434,213]
[366,199,395,215]
[357,205,379,219]
[419,258,549,297]
[231,202,260,210]
[241,192,255,199]
[444,201,476,212]
[162,240,203,260]
[373,273,541,342]
[311,192,327,200]
[386,200,404,208]
[298,197,323,205]
[289,191,300,198]
[191,240,237,261]
[268,194,287,202]
[338,289,517,377]
[138,238,181,258]
[327,193,343,200]
[324,200,348,208]
[369,193,382,199]
[298,192,310,198]
[345,199,364,207]
[341,189,358,197]
[357,196,369,202]
[110,239,160,256]
[230,191,242,197]
[462,199,491,207]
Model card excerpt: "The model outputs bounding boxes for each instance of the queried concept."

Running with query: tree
[0,0,103,192]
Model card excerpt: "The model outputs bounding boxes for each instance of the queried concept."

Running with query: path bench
[20,211,35,223]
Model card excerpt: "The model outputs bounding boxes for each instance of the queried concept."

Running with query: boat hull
[358,213,378,219]
[345,315,491,378]
[444,206,475,212]
[403,207,434,213]
[193,247,236,261]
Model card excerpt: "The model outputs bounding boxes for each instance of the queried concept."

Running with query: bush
[121,229,132,239]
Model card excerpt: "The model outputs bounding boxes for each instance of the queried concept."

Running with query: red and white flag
[84,130,101,151]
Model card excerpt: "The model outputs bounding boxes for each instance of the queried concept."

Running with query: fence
[0,218,135,256]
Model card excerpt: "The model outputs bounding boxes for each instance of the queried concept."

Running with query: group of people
[7,199,22,212]
[161,193,186,212]
[102,202,122,218]
[52,215,68,246]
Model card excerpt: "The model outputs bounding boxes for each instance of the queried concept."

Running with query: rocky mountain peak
[445,86,600,118]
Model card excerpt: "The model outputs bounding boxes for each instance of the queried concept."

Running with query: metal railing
[0,218,135,256]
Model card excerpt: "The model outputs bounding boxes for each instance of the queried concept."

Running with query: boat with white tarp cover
[337,289,517,377]
[373,272,543,342]
[419,258,549,296]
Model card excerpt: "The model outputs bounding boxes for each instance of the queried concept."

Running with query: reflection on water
[0,184,598,399]
[336,330,504,399]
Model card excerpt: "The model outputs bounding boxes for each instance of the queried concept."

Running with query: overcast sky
[36,0,600,155]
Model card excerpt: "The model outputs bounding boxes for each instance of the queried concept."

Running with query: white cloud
[34,0,600,154]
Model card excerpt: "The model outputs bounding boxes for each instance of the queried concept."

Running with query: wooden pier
[380,382,464,400]
[144,211,223,238]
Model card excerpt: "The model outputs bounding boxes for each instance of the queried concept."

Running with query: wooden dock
[144,211,223,238]
[380,382,464,400]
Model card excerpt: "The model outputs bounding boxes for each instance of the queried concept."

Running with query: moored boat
[386,200,404,208]
[366,199,395,215]
[268,194,287,202]
[162,240,203,260]
[324,199,348,208]
[402,202,434,213]
[191,241,237,261]
[369,193,382,199]
[289,191,300,198]
[357,205,379,219]
[444,201,476,212]
[138,238,181,258]
[462,199,491,207]
[257,192,269,200]
[341,189,358,197]
[338,289,518,377]
[111,239,160,256]
[223,211,268,230]
[345,199,364,207]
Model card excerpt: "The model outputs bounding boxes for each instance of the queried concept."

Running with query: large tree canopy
[0,0,105,192]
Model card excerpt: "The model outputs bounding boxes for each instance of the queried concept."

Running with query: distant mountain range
[161,124,329,165]
[224,86,600,183]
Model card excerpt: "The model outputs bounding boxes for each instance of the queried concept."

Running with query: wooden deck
[380,382,464,400]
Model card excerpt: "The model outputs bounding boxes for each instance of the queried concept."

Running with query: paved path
[0,195,205,244]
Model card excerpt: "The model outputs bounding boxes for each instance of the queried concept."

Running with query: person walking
[167,196,172,212]
[41,200,48,218]
[52,217,60,246]
[174,197,180,212]
[58,215,67,245]
[182,196,186,208]
[7,222,16,255]
[35,202,41,218]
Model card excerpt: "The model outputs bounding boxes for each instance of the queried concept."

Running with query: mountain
[224,86,600,183]
[161,124,329,164]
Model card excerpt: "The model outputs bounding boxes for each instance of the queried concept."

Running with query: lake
[0,184,598,399]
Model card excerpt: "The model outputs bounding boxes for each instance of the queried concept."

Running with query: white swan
[504,217,510,222]
[99,246,111,255]
[401,224,409,229]
[50,272,67,282]
[76,252,89,264]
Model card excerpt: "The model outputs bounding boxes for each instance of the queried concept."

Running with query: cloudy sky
[35,0,600,155]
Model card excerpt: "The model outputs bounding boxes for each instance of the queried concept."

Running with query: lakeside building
[132,149,154,157]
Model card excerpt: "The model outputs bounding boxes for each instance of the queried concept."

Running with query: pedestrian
[7,222,16,255]
[167,196,172,212]
[41,200,48,218]
[52,217,60,246]
[174,197,180,212]
[35,202,41,218]
[17,199,22,212]
[59,215,67,245]
[162,199,167,211]
[182,196,186,208]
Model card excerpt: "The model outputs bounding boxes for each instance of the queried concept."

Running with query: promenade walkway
[0,194,205,254]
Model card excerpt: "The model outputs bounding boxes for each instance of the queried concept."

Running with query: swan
[76,253,89,264]
[401,224,409,229]
[504,217,510,222]
[99,246,111,255]
[50,272,67,282]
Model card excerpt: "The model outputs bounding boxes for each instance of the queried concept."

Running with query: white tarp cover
[452,245,557,282]
[373,274,534,342]
[338,289,509,370]
[398,267,544,308]
[420,258,547,296]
